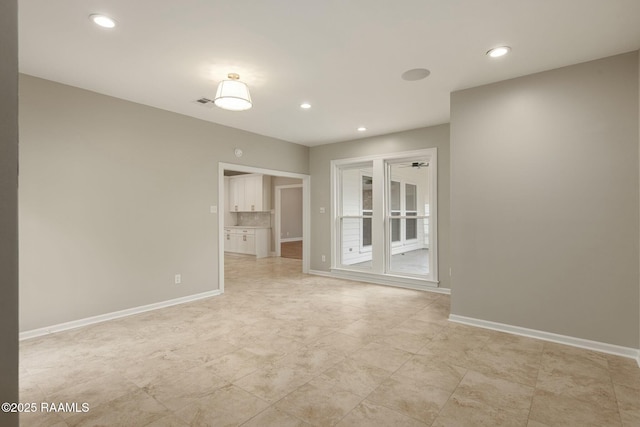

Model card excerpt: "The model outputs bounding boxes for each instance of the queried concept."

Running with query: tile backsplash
[235,212,271,227]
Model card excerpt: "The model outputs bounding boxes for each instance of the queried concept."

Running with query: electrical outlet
[321,255,326,262]
[174,274,181,284]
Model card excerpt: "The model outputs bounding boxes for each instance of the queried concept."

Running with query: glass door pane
[390,180,401,243]
[362,175,372,247]
[405,183,418,240]
[338,163,374,270]
[387,160,430,277]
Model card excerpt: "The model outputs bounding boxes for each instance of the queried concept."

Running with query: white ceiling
[18,0,640,147]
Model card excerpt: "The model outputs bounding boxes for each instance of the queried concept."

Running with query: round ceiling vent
[401,68,431,81]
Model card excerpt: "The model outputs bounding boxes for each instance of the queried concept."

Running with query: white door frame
[218,163,310,293]
[275,184,303,256]
[330,148,438,288]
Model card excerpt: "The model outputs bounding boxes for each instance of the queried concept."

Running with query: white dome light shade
[487,46,511,58]
[90,14,116,28]
[214,74,252,111]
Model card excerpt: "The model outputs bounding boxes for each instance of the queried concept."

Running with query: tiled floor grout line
[428,367,470,427]
[524,341,546,426]
[140,389,177,427]
[609,375,625,427]
[333,346,419,426]
[340,335,453,427]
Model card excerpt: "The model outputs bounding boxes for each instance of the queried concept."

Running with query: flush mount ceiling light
[89,14,117,28]
[486,46,511,58]
[214,73,252,111]
[357,127,367,132]
[300,103,311,109]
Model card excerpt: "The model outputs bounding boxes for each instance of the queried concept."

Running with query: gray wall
[270,177,302,252]
[271,176,303,208]
[309,124,451,289]
[19,75,309,331]
[0,0,19,425]
[450,52,639,348]
[281,187,303,239]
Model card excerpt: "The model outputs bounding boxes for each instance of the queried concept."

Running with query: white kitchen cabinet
[224,228,235,252]
[223,227,270,258]
[237,232,255,254]
[243,176,258,211]
[229,174,271,212]
[229,178,243,213]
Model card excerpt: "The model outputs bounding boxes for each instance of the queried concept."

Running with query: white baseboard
[280,237,303,243]
[449,314,640,366]
[309,269,333,277]
[308,269,450,295]
[20,289,222,341]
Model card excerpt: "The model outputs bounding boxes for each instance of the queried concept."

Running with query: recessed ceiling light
[401,68,431,81]
[486,46,511,58]
[300,103,311,109]
[89,14,117,29]
[357,127,367,132]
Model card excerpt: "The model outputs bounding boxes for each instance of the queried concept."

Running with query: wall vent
[194,97,215,108]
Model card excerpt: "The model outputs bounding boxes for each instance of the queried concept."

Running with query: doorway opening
[218,163,310,293]
[275,184,303,260]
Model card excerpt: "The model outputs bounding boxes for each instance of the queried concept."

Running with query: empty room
[2,1,640,426]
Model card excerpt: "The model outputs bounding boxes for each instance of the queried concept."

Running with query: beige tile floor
[19,254,640,426]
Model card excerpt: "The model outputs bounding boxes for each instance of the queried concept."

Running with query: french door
[332,149,438,286]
